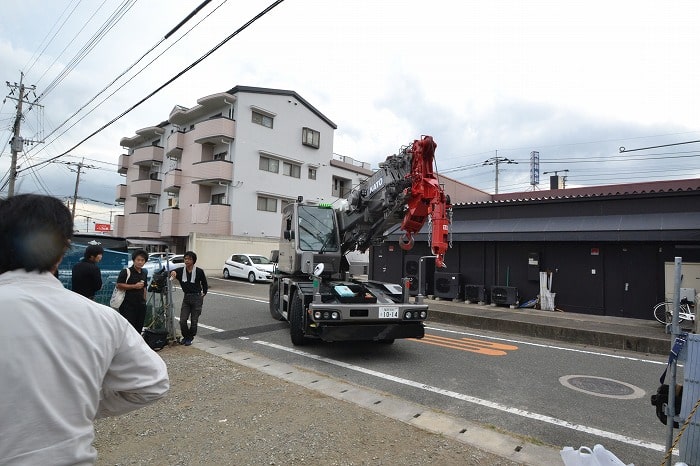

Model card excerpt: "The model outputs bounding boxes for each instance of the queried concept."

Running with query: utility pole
[71,159,84,220]
[57,158,95,221]
[5,72,36,197]
[483,151,518,194]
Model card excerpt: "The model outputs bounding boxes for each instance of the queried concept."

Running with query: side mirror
[283,230,295,241]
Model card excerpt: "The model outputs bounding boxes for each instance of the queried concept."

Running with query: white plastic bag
[560,444,633,466]
[560,446,594,466]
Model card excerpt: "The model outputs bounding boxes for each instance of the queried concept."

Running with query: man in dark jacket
[169,251,208,346]
[71,244,104,300]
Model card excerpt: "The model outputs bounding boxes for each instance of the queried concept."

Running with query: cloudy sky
[1,0,700,228]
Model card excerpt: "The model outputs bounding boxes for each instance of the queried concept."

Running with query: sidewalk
[424,297,674,356]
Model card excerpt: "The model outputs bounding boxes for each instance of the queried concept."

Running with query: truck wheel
[290,293,307,346]
[269,281,284,321]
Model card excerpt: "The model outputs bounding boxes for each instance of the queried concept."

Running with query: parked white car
[162,254,186,272]
[223,253,275,283]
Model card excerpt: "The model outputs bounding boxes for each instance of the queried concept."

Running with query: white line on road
[254,340,671,454]
[426,325,667,365]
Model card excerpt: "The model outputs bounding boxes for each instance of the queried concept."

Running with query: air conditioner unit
[464,284,487,304]
[433,272,462,300]
[490,286,518,306]
[403,255,434,296]
[167,198,178,208]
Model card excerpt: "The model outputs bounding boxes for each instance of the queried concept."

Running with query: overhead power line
[19,0,286,174]
[25,0,220,161]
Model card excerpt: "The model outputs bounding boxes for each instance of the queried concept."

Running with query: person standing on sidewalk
[170,251,208,346]
[71,244,104,299]
[116,249,148,333]
[0,194,169,465]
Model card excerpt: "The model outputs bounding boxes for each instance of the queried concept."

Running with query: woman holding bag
[116,249,149,333]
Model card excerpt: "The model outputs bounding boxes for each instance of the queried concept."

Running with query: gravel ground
[93,343,522,465]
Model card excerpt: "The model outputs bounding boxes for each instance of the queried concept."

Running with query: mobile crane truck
[269,135,452,345]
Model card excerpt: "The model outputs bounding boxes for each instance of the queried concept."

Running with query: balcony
[115,184,127,203]
[118,154,129,174]
[165,131,184,159]
[131,145,164,166]
[191,160,233,185]
[192,117,235,145]
[126,212,160,237]
[163,169,182,193]
[191,203,231,235]
[160,207,180,237]
[130,178,162,197]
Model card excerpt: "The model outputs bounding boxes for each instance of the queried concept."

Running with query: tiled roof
[460,178,700,205]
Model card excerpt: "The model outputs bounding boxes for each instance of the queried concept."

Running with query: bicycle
[653,298,696,325]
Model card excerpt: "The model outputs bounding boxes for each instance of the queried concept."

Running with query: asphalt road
[168,276,678,466]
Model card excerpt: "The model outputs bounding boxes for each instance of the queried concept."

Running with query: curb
[427,308,670,356]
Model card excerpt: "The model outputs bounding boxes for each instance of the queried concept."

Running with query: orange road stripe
[426,334,519,351]
[410,334,519,356]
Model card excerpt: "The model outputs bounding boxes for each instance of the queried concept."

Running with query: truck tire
[289,293,307,346]
[269,281,284,321]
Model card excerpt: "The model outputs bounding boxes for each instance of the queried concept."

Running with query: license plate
[378,307,399,319]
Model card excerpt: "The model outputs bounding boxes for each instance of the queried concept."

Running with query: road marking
[559,375,646,400]
[254,340,670,453]
[411,334,518,356]
[425,325,668,365]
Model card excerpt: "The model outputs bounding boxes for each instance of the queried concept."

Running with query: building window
[252,111,273,128]
[257,196,277,212]
[283,161,301,178]
[302,127,320,149]
[211,193,226,205]
[259,156,279,173]
[308,167,317,180]
[213,151,227,161]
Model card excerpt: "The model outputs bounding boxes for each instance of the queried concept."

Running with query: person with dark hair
[0,194,169,465]
[169,250,208,346]
[71,243,104,299]
[116,249,149,333]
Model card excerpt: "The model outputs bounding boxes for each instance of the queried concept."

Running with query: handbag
[109,267,131,309]
[143,328,169,351]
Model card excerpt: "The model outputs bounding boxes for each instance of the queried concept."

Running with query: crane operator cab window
[297,205,339,252]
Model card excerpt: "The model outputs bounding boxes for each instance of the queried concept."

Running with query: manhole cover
[559,375,645,399]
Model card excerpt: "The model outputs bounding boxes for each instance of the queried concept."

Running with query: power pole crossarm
[483,152,518,194]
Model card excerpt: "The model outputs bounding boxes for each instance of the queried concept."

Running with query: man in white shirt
[0,194,170,465]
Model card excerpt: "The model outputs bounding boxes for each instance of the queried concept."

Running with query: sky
[1,0,700,229]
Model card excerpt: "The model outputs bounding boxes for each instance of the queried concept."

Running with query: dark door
[604,245,658,319]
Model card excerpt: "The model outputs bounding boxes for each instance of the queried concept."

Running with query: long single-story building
[371,178,700,320]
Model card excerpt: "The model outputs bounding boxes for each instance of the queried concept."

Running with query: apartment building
[115,86,372,253]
